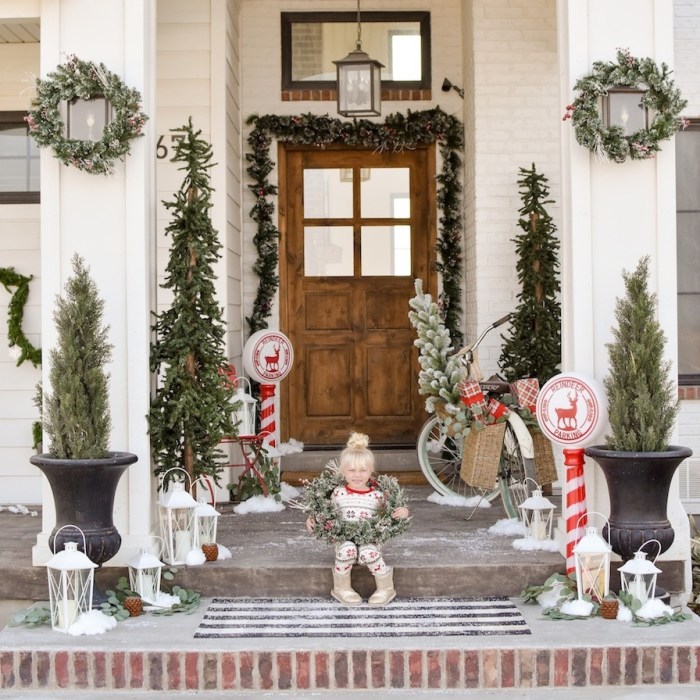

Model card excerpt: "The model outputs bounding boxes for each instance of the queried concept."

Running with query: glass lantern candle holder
[232,377,257,437]
[128,547,164,605]
[618,540,662,606]
[157,469,198,565]
[518,487,555,540]
[46,528,97,633]
[573,519,612,603]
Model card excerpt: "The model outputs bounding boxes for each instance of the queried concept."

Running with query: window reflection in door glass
[360,168,410,218]
[361,226,411,276]
[303,169,353,219]
[304,226,354,277]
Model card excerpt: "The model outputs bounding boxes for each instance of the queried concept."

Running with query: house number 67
[156,133,185,159]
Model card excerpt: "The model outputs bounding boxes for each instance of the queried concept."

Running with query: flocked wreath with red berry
[563,48,687,163]
[299,460,411,546]
[26,55,148,175]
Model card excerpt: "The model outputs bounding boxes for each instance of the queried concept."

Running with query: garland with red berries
[245,109,465,346]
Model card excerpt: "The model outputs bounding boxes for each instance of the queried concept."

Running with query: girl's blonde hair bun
[346,432,370,450]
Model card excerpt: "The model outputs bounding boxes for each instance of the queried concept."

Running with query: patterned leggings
[334,541,387,576]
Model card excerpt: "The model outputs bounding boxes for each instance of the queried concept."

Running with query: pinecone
[202,543,219,562]
[600,597,619,620]
[123,596,143,617]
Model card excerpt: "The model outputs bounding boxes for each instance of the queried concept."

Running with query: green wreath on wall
[0,267,41,367]
[245,108,466,347]
[563,48,688,163]
[26,54,148,175]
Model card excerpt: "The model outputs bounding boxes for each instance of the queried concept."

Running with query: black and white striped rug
[194,597,530,638]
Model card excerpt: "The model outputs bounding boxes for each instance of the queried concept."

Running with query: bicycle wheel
[416,416,500,504]
[497,422,536,519]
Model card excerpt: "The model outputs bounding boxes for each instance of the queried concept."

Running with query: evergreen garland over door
[280,145,436,446]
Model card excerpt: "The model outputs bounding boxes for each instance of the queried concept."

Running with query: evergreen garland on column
[149,119,234,488]
[499,164,561,384]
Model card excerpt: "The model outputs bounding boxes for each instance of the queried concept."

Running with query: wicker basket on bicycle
[460,422,508,490]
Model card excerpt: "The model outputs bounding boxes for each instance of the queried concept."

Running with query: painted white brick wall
[467,0,560,373]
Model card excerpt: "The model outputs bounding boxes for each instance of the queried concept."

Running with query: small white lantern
[195,497,220,546]
[158,472,198,565]
[618,541,662,605]
[518,487,555,540]
[232,377,257,437]
[46,539,97,633]
[573,524,612,602]
[128,547,163,605]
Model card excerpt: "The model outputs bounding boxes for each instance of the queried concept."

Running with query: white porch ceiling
[0,20,39,43]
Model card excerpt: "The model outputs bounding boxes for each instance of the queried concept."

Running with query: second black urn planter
[584,445,692,561]
[31,451,137,566]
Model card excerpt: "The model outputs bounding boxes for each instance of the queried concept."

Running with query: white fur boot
[331,570,363,606]
[368,567,396,606]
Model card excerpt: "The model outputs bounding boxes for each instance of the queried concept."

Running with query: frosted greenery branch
[0,266,41,367]
[26,54,148,175]
[563,47,687,163]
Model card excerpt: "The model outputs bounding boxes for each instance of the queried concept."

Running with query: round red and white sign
[243,330,294,383]
[536,373,607,447]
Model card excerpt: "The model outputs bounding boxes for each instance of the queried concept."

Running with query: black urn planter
[584,445,692,561]
[30,451,137,566]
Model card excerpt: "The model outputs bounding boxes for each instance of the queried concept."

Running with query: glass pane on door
[361,225,411,276]
[303,169,353,218]
[304,226,354,277]
[361,168,410,217]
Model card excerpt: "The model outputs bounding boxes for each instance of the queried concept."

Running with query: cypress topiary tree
[149,118,234,488]
[499,164,561,385]
[44,254,111,459]
[604,256,678,452]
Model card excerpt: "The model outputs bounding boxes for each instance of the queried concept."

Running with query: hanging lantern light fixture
[333,0,384,117]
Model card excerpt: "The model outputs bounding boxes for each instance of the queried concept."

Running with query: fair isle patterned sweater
[331,485,384,522]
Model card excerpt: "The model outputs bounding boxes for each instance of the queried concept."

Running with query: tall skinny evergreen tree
[149,119,234,488]
[499,164,561,384]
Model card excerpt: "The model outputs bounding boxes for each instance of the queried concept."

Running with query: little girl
[306,432,410,606]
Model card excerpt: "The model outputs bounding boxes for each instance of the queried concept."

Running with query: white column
[557,0,689,576]
[33,0,156,565]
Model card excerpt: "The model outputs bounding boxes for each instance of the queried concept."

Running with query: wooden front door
[280,146,436,446]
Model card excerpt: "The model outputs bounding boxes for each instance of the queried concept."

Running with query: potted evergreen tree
[584,256,691,561]
[30,255,137,571]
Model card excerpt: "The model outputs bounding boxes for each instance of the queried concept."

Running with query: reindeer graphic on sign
[555,390,579,431]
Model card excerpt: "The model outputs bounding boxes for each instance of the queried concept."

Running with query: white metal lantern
[518,488,555,541]
[128,547,163,605]
[618,540,662,605]
[193,478,220,547]
[232,377,257,437]
[573,521,612,602]
[46,532,97,633]
[158,470,198,565]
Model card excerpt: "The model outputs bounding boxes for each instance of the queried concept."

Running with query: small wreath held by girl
[25,54,148,175]
[300,433,411,606]
[562,47,688,163]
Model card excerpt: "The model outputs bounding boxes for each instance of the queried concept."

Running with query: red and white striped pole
[563,448,587,575]
[259,384,276,447]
